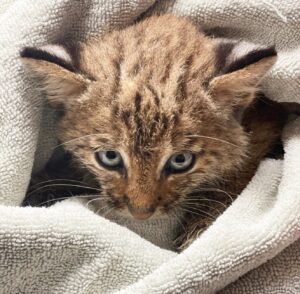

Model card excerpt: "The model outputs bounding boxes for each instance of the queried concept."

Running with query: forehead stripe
[134,92,142,112]
[147,84,160,106]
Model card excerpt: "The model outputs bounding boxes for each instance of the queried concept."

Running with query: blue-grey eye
[95,151,123,169]
[167,153,195,173]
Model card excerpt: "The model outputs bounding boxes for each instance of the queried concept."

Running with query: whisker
[32,133,110,161]
[186,134,242,149]
[191,187,234,203]
[95,204,110,215]
[33,193,112,208]
[93,194,113,213]
[86,197,100,208]
[29,178,88,189]
[27,183,101,197]
[179,207,215,221]
[182,203,222,216]
[52,133,106,151]
[183,198,228,209]
[170,210,187,235]
[33,194,98,207]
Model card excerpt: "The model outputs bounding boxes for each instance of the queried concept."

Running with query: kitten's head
[21,15,276,220]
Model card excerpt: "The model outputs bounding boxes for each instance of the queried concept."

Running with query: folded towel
[0,0,299,293]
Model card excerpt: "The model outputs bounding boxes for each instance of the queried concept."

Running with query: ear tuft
[224,43,276,74]
[215,39,277,74]
[20,45,75,73]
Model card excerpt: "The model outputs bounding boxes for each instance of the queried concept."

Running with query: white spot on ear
[40,44,72,64]
[227,41,266,67]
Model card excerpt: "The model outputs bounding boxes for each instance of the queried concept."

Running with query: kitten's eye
[167,153,195,173]
[95,151,123,169]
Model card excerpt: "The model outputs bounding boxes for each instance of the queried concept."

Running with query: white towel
[0,0,299,293]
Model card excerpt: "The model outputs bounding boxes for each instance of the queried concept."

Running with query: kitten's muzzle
[127,203,155,220]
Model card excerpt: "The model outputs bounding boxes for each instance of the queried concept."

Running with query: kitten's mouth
[109,193,158,220]
[127,204,155,220]
[112,204,169,221]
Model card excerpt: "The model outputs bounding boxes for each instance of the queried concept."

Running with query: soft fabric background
[0,0,299,293]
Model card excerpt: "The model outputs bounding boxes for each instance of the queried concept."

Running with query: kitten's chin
[109,207,171,222]
[88,198,183,250]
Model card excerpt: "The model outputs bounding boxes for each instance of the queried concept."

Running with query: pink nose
[127,204,155,220]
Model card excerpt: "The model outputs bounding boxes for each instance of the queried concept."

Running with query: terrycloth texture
[0,0,299,293]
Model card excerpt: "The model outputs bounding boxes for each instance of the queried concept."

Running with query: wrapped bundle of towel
[0,0,299,293]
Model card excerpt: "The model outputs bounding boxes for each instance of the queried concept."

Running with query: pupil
[175,154,186,163]
[106,151,117,160]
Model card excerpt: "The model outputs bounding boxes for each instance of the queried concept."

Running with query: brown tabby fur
[22,14,289,249]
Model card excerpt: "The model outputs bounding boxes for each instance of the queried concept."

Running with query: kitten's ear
[20,44,91,107]
[209,40,277,120]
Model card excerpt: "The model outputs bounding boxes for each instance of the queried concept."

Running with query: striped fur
[22,14,287,248]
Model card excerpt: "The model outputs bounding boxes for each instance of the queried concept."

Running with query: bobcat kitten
[22,14,288,249]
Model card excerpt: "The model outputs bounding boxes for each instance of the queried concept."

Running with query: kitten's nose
[127,203,155,220]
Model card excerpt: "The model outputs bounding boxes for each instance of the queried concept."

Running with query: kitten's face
[22,14,276,220]
[58,81,247,219]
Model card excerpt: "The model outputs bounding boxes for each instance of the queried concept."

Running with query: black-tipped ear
[20,44,91,107]
[20,45,77,73]
[215,39,277,74]
[210,39,277,120]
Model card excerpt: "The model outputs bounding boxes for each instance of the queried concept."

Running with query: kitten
[21,14,289,249]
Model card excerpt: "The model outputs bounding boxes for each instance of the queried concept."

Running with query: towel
[0,0,299,293]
